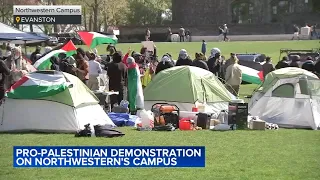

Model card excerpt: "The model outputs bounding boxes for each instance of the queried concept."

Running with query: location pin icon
[16,17,20,23]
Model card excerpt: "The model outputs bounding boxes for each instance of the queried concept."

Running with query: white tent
[249,68,320,130]
[0,71,115,133]
[0,22,47,44]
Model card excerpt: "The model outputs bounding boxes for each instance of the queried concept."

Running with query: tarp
[0,22,48,44]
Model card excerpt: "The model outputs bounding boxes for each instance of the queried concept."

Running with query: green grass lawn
[1,40,319,180]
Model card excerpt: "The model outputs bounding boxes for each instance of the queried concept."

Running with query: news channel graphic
[13,5,82,24]
[13,146,205,168]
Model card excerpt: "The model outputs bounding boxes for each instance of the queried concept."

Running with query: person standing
[275,57,290,69]
[107,52,127,108]
[222,24,230,42]
[145,28,151,41]
[262,57,275,78]
[201,40,207,55]
[0,60,10,103]
[207,48,221,76]
[179,26,185,42]
[30,46,41,64]
[87,53,102,91]
[122,50,144,113]
[73,54,89,85]
[292,24,300,40]
[225,56,242,97]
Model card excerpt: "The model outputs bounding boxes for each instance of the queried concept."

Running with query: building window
[231,0,254,24]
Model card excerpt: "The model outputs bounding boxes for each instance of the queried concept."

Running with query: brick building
[172,0,317,25]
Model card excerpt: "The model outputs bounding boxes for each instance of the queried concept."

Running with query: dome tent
[249,67,320,130]
[143,66,235,113]
[0,71,115,133]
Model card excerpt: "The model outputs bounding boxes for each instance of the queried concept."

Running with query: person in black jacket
[30,46,41,64]
[207,48,221,75]
[107,52,127,107]
[0,60,10,102]
[176,49,192,66]
[301,56,315,73]
[155,54,175,75]
[192,52,209,70]
[275,57,290,69]
[50,56,60,71]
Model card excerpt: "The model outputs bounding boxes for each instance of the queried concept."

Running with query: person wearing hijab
[192,52,209,70]
[155,54,175,75]
[122,50,144,113]
[176,49,192,66]
[107,52,127,108]
[301,56,315,73]
[207,48,221,75]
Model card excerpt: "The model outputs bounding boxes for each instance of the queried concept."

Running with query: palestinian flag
[6,71,68,99]
[33,40,77,70]
[239,65,264,84]
[77,31,118,49]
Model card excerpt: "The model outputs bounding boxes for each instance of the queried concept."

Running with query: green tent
[144,66,233,103]
[1,71,115,133]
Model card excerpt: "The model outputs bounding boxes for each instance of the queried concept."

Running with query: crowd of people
[0,42,319,114]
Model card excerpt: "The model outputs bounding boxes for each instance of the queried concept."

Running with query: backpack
[75,123,92,137]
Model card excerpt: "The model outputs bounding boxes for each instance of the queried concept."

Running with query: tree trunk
[93,0,99,31]
[89,13,93,31]
[83,7,87,30]
[103,11,107,32]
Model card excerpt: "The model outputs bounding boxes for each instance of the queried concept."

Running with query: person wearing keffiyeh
[155,53,175,75]
[175,49,192,66]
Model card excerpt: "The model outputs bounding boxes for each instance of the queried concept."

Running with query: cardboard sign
[141,41,154,52]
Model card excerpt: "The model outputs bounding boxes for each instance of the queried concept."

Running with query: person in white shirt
[87,53,102,91]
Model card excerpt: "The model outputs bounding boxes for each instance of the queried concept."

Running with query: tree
[126,0,171,25]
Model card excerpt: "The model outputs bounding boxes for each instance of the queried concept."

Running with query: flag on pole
[33,40,77,70]
[77,31,118,49]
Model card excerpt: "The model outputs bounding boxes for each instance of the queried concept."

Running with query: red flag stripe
[6,76,29,93]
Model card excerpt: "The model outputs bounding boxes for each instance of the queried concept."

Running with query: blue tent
[0,22,48,44]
